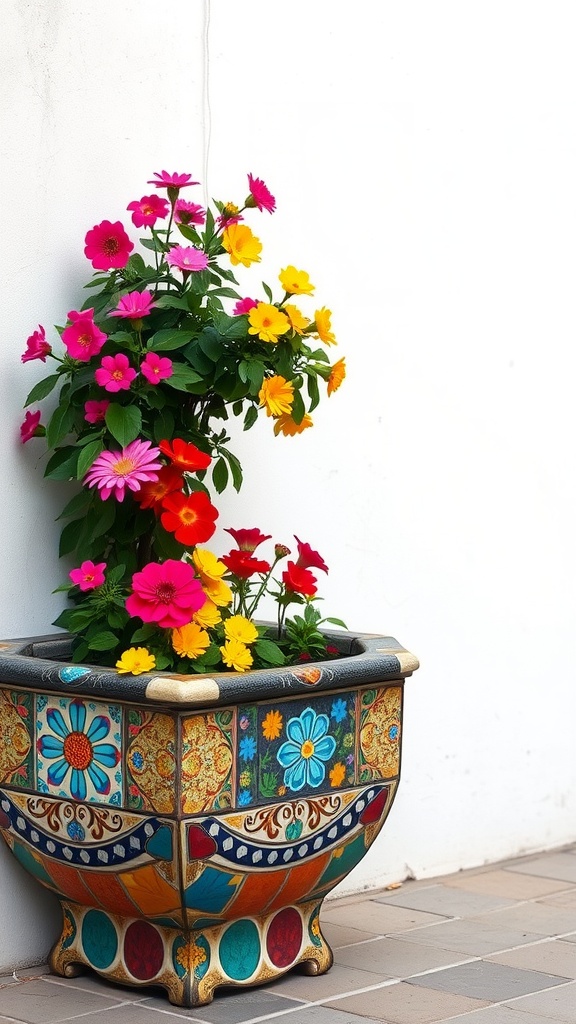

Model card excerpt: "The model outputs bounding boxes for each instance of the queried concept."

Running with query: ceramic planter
[0,630,418,1007]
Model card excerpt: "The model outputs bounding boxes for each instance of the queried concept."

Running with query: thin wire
[201,0,212,207]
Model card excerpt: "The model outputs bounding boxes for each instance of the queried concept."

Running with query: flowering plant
[21,169,346,675]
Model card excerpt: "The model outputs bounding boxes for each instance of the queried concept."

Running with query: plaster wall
[0,0,575,971]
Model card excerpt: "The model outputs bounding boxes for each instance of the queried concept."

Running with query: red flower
[224,527,271,552]
[160,491,218,546]
[134,466,184,512]
[84,220,134,271]
[294,535,329,574]
[158,438,211,472]
[221,549,271,579]
[282,561,317,596]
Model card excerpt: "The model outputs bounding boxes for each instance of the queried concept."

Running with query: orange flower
[259,376,294,418]
[284,304,310,335]
[327,358,346,396]
[273,413,313,436]
[314,307,336,345]
[160,491,218,545]
[262,710,283,741]
[329,762,346,787]
[222,223,262,267]
[134,465,184,511]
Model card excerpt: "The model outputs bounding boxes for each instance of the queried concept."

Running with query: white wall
[1,0,575,969]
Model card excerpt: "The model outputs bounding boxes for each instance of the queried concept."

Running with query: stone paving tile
[563,933,576,943]
[0,976,125,1023]
[326,980,488,1023]
[505,853,576,884]
[407,960,570,1002]
[488,939,576,978]
[393,917,545,956]
[540,889,576,909]
[42,971,140,999]
[0,1017,30,1024]
[445,1007,568,1023]
[321,920,384,948]
[140,987,303,1023]
[473,901,576,937]
[373,884,517,918]
[442,870,576,901]
[333,934,471,977]
[266,961,394,1000]
[321,899,448,934]
[503,979,576,1022]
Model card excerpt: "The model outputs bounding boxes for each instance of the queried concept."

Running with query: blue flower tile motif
[277,707,336,792]
[239,736,256,761]
[36,698,122,804]
[331,698,348,723]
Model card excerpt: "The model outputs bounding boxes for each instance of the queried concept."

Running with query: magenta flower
[247,173,276,214]
[127,194,169,228]
[140,352,173,385]
[62,311,107,362]
[22,325,51,363]
[95,353,137,393]
[147,170,199,189]
[174,199,206,226]
[233,297,258,316]
[84,220,134,271]
[84,400,110,424]
[109,290,156,320]
[84,439,162,502]
[69,560,106,592]
[166,245,209,273]
[20,409,42,443]
[126,559,205,629]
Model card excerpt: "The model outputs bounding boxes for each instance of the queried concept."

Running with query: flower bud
[274,544,291,560]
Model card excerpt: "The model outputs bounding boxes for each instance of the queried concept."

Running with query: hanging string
[201,0,212,208]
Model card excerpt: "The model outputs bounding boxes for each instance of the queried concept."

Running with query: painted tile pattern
[0,689,33,787]
[181,709,233,814]
[36,696,123,805]
[126,709,176,813]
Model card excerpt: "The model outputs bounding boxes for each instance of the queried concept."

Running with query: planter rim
[0,630,419,708]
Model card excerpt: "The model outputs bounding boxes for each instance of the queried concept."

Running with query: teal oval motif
[218,919,260,981]
[81,910,118,970]
[285,820,303,841]
[59,666,91,684]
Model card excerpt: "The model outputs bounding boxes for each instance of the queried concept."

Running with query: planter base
[49,898,333,1007]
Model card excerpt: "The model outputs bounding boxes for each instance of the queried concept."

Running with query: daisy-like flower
[224,527,271,552]
[160,490,219,546]
[147,170,199,189]
[277,707,336,791]
[174,199,206,226]
[22,325,51,363]
[259,375,294,418]
[279,266,315,296]
[110,290,156,320]
[116,647,156,675]
[282,561,317,596]
[84,220,134,271]
[200,577,233,608]
[327,357,346,396]
[171,622,210,660]
[127,194,169,228]
[158,438,211,471]
[233,297,258,316]
[133,465,184,512]
[262,710,283,741]
[95,353,137,392]
[126,559,205,629]
[220,638,253,672]
[222,223,262,267]
[84,399,110,424]
[69,560,106,591]
[273,413,313,436]
[193,598,222,629]
[192,548,227,583]
[62,311,107,362]
[84,439,162,502]
[140,351,173,385]
[329,762,346,788]
[294,536,329,573]
[20,409,42,443]
[248,302,290,344]
[314,307,336,345]
[166,245,209,273]
[284,304,310,335]
[224,615,258,645]
[246,173,276,214]
[37,700,121,800]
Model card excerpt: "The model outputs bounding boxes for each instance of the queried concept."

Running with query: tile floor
[1,844,575,1024]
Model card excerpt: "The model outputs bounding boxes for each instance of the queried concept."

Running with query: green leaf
[46,403,75,448]
[89,498,117,540]
[246,361,265,393]
[76,439,104,480]
[164,364,203,391]
[105,404,142,447]
[125,252,149,278]
[326,617,348,628]
[152,408,175,443]
[262,281,273,302]
[198,331,223,362]
[148,329,195,352]
[254,638,287,666]
[58,518,84,557]
[154,295,192,311]
[87,631,120,652]
[306,372,320,412]
[57,489,93,520]
[212,458,229,494]
[243,405,258,431]
[212,312,248,339]
[291,388,306,425]
[130,623,159,644]
[24,374,61,407]
[44,447,79,481]
[105,563,127,586]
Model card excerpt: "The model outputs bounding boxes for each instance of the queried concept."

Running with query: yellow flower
[259,375,294,418]
[327,357,346,396]
[116,647,156,675]
[192,548,227,583]
[175,940,207,971]
[329,762,346,788]
[314,307,336,345]
[262,710,283,741]
[248,302,290,344]
[220,638,253,672]
[273,413,313,436]
[279,265,315,295]
[203,577,233,607]
[172,622,210,660]
[284,303,310,335]
[193,598,222,629]
[222,223,262,267]
[224,615,259,645]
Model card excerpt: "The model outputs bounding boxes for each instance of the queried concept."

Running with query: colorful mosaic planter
[0,631,418,1007]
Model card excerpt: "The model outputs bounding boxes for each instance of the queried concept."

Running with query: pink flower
[62,311,107,361]
[233,297,258,316]
[22,325,51,363]
[84,439,162,502]
[140,352,173,385]
[110,291,156,320]
[126,559,205,629]
[147,171,199,189]
[84,220,134,271]
[69,560,106,592]
[84,400,110,424]
[174,200,206,226]
[127,194,169,228]
[20,409,42,443]
[166,245,209,273]
[95,353,137,392]
[247,173,276,214]
[294,535,329,573]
